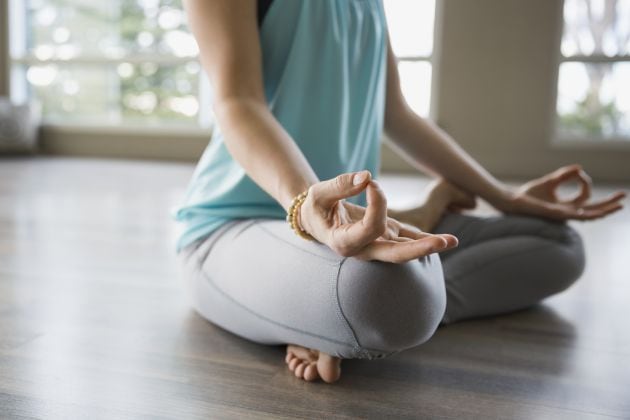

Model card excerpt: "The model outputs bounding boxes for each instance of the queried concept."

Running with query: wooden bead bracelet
[286,188,316,241]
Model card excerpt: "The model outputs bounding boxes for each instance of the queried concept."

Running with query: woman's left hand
[493,164,626,221]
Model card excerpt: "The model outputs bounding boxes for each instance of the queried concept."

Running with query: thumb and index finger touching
[310,170,388,250]
[548,164,592,205]
[310,171,459,261]
[311,170,373,208]
[548,164,626,211]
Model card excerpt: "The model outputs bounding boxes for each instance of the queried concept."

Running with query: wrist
[485,183,516,209]
[480,182,514,205]
[297,201,309,232]
[287,189,316,241]
[280,180,317,212]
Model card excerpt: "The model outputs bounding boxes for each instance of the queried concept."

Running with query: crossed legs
[432,211,585,324]
[177,211,585,381]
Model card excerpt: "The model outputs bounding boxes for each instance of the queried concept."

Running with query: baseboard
[39,125,210,162]
[38,126,629,182]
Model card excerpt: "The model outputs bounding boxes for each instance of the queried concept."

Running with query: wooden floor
[1,156,628,419]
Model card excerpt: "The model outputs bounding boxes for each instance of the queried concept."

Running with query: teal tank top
[172,0,388,253]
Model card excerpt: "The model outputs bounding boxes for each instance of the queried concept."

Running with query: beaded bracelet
[286,188,316,241]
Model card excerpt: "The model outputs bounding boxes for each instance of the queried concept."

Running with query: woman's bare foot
[429,178,477,213]
[285,344,342,383]
[392,179,477,233]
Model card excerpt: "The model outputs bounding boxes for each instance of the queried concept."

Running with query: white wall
[383,0,630,182]
[4,0,628,181]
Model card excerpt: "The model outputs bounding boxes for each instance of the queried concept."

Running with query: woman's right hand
[297,170,459,263]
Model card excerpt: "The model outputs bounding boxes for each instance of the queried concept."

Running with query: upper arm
[383,32,412,132]
[183,0,265,106]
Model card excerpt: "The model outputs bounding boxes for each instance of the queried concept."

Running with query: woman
[174,0,625,384]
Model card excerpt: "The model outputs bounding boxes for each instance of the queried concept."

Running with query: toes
[288,357,300,371]
[287,344,317,362]
[304,364,319,382]
[295,362,307,378]
[285,345,341,383]
[317,353,342,384]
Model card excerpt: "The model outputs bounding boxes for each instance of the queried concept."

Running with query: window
[382,0,436,117]
[9,0,209,128]
[8,0,437,129]
[556,0,630,141]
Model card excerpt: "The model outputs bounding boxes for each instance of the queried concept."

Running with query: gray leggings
[177,211,585,360]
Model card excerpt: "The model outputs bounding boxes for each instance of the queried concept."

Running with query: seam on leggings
[332,257,392,360]
[256,223,343,264]
[193,265,362,350]
[188,221,388,356]
[331,257,365,356]
[231,218,260,240]
[189,220,239,270]
[179,235,207,258]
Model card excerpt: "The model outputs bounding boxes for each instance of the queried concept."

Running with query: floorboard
[0,156,628,419]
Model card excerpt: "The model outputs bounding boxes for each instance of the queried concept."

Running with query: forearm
[215,97,320,211]
[385,107,512,205]
[183,0,319,213]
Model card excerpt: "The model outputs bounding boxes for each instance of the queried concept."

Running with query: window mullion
[560,55,630,63]
[11,55,196,66]
[396,55,432,62]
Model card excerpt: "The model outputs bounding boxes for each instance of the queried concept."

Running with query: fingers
[557,190,625,220]
[331,180,388,255]
[398,223,459,247]
[563,205,622,220]
[310,170,372,208]
[513,190,625,222]
[397,222,426,239]
[573,201,624,220]
[548,200,623,221]
[552,164,592,205]
[355,234,459,264]
[360,180,388,235]
[581,191,626,210]
[342,201,365,220]
[551,163,582,181]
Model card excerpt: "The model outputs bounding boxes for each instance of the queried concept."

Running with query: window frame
[0,0,9,96]
[6,0,213,138]
[551,0,630,148]
[384,0,439,120]
[1,0,443,162]
[380,0,442,173]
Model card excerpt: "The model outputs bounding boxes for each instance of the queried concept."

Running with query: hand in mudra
[298,171,459,263]
[494,164,626,221]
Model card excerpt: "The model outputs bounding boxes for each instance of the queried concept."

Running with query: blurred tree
[20,0,200,125]
[561,0,629,137]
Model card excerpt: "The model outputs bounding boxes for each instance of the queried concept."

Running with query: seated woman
[174,0,626,384]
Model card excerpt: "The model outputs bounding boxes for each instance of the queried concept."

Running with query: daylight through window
[557,0,630,140]
[8,0,437,128]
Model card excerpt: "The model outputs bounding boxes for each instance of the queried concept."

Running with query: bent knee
[543,222,586,293]
[337,253,446,354]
